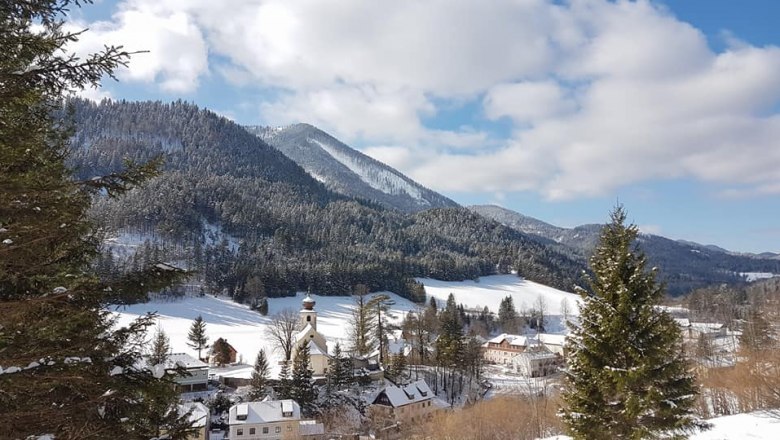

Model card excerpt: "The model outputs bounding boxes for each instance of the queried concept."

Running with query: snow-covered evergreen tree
[561,207,706,439]
[148,328,171,366]
[290,342,317,416]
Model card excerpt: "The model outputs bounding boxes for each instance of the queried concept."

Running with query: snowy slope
[112,291,419,379]
[418,274,580,316]
[247,123,458,212]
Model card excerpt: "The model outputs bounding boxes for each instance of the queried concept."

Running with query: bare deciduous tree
[265,308,299,361]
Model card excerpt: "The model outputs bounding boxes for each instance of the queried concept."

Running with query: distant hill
[247,123,459,213]
[470,204,780,296]
[66,99,584,302]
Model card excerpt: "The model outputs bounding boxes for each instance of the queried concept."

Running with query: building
[676,319,728,341]
[510,348,561,377]
[178,402,210,440]
[167,353,209,392]
[291,295,330,376]
[482,334,537,364]
[228,400,324,439]
[210,337,239,366]
[536,333,567,358]
[370,380,437,425]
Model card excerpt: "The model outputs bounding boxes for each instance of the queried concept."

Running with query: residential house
[178,402,210,440]
[482,334,537,364]
[168,353,209,392]
[510,347,561,377]
[676,319,728,341]
[370,380,437,425]
[210,338,239,366]
[228,400,324,439]
[536,333,568,358]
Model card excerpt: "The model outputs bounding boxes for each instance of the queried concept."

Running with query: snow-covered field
[741,272,779,282]
[541,411,780,440]
[112,291,419,379]
[418,275,579,315]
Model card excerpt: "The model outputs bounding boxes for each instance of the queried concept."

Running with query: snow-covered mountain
[247,123,458,212]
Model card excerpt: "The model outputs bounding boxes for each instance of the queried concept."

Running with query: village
[148,285,736,440]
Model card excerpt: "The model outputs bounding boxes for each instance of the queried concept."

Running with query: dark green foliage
[498,295,519,333]
[148,327,171,366]
[276,361,292,400]
[561,207,705,439]
[290,342,317,416]
[248,349,270,401]
[0,1,192,438]
[387,351,408,382]
[187,315,209,361]
[326,342,352,393]
[208,393,232,415]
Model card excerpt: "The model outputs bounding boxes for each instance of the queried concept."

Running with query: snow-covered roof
[374,379,433,408]
[179,402,209,428]
[675,318,691,327]
[295,323,314,342]
[690,322,726,332]
[228,400,301,425]
[537,333,567,346]
[167,353,208,369]
[309,341,328,356]
[486,333,538,347]
[512,350,559,362]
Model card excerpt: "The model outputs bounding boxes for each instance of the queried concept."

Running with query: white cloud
[70,0,780,200]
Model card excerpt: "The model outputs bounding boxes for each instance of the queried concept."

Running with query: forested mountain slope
[69,100,584,302]
[247,123,459,212]
[471,204,780,295]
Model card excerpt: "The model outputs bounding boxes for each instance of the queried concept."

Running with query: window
[275,426,282,433]
[306,316,311,322]
[249,428,255,435]
[236,428,243,436]
[287,425,293,431]
[262,427,269,434]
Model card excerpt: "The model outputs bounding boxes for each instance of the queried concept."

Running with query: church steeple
[300,294,317,330]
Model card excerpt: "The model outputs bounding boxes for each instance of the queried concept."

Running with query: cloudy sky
[68,0,780,253]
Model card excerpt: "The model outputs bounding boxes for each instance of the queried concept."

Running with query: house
[510,347,561,377]
[228,400,324,439]
[482,334,537,364]
[676,319,728,341]
[210,337,239,366]
[370,380,437,425]
[291,295,330,376]
[167,353,209,392]
[178,402,210,440]
[536,333,568,358]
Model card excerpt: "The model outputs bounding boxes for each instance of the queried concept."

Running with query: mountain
[67,100,584,302]
[470,204,780,296]
[246,123,458,213]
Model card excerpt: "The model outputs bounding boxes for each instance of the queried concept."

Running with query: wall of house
[229,420,299,440]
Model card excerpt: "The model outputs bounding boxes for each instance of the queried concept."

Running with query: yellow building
[291,295,329,376]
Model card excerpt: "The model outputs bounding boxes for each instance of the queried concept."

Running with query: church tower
[300,294,317,331]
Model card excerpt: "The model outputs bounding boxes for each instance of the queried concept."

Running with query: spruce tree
[498,295,518,333]
[248,349,270,401]
[290,342,317,416]
[149,327,171,366]
[561,207,705,439]
[326,342,345,393]
[0,2,190,438]
[187,315,210,361]
[277,360,292,400]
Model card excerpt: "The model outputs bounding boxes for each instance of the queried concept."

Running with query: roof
[690,322,726,332]
[228,400,301,425]
[166,353,208,369]
[295,323,314,342]
[179,402,209,428]
[374,379,433,408]
[536,333,567,346]
[308,341,328,356]
[512,350,559,362]
[675,318,691,327]
[485,333,538,348]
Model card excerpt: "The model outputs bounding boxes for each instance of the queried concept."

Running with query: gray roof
[167,353,208,369]
[228,400,301,425]
[375,379,433,408]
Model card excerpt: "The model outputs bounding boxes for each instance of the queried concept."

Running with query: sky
[65,0,780,253]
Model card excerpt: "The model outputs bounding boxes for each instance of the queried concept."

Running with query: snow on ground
[482,364,561,398]
[112,291,419,379]
[741,272,779,282]
[539,411,780,440]
[418,275,579,315]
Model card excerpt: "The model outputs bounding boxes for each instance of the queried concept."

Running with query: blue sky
[68,0,780,253]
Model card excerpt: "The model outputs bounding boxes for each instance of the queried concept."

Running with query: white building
[482,334,537,365]
[291,295,330,376]
[167,353,209,392]
[228,400,323,439]
[510,348,561,377]
[178,402,210,440]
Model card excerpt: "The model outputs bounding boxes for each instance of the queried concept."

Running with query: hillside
[69,100,584,302]
[471,204,780,295]
[248,123,459,213]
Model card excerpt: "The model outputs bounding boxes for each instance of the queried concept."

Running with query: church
[290,295,330,376]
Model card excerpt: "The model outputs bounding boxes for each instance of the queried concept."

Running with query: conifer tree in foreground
[149,327,171,366]
[561,207,706,439]
[248,349,270,401]
[187,314,210,360]
[0,1,191,438]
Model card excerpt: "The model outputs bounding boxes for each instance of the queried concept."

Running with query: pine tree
[561,207,706,439]
[290,342,317,416]
[149,327,171,366]
[368,293,395,365]
[277,360,292,400]
[498,295,519,333]
[350,284,376,356]
[326,342,347,393]
[187,315,209,361]
[248,349,270,401]
[0,2,191,437]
